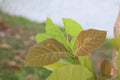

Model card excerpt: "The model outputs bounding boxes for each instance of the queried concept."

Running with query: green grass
[0,11,45,29]
[0,12,50,80]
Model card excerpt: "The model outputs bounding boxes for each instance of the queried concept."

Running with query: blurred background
[0,0,120,80]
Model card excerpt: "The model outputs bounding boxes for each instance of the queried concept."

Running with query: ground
[0,12,51,80]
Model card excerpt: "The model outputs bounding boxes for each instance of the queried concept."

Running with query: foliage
[75,29,106,56]
[46,65,95,80]
[79,56,94,73]
[110,35,120,51]
[63,18,82,37]
[25,18,113,80]
[0,12,114,80]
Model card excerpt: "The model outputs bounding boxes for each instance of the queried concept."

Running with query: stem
[65,34,80,64]
[66,34,71,47]
[71,56,81,64]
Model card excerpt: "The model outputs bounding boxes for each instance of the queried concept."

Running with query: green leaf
[79,56,94,73]
[35,33,52,43]
[105,77,120,80]
[116,50,120,77]
[45,18,71,51]
[63,18,83,37]
[65,56,77,64]
[75,29,107,56]
[25,38,70,66]
[63,18,83,52]
[46,18,64,37]
[44,60,65,71]
[110,35,120,51]
[70,37,77,52]
[46,65,95,80]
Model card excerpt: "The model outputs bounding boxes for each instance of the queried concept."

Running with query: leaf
[46,18,64,37]
[63,18,83,37]
[106,77,120,80]
[46,65,95,80]
[70,37,77,52]
[65,56,77,64]
[25,38,70,66]
[75,29,106,56]
[101,59,112,77]
[79,56,94,73]
[45,18,71,51]
[35,33,52,43]
[44,60,65,71]
[116,50,120,77]
[63,18,83,52]
[110,35,120,51]
[3,61,21,71]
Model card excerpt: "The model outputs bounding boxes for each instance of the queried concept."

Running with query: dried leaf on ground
[0,43,11,49]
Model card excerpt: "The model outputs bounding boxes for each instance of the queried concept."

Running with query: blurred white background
[0,0,120,38]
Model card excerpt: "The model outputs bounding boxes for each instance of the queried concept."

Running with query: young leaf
[45,18,71,51]
[75,29,106,56]
[35,33,52,43]
[44,60,65,71]
[46,65,95,80]
[101,59,112,78]
[63,18,83,37]
[106,77,120,80]
[70,36,77,52]
[46,18,64,37]
[25,38,70,66]
[79,56,94,73]
[64,56,77,64]
[110,35,120,51]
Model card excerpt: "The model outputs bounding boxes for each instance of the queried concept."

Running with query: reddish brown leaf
[75,29,106,56]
